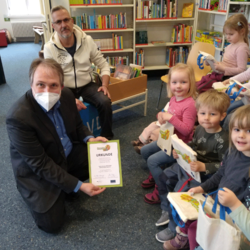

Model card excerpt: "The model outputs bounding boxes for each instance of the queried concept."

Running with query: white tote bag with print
[196,190,241,250]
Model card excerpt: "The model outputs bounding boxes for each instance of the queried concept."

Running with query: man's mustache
[61,27,69,32]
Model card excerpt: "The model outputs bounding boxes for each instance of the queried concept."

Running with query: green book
[136,31,148,44]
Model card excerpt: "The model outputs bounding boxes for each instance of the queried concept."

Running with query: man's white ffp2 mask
[35,92,60,111]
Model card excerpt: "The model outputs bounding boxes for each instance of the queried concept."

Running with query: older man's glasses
[53,18,71,25]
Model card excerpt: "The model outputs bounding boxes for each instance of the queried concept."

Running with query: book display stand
[109,73,148,116]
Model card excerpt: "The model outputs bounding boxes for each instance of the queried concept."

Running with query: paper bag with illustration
[157,120,174,156]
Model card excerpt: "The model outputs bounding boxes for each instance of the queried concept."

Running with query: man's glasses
[53,18,71,25]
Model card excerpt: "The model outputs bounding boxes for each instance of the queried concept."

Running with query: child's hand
[222,79,230,86]
[188,186,204,194]
[157,112,164,125]
[158,112,173,125]
[218,187,242,211]
[214,62,225,73]
[173,149,179,159]
[190,161,206,172]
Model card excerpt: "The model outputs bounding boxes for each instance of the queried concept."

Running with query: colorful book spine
[77,12,127,30]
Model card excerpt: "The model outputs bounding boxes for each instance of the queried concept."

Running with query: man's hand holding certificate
[87,140,123,187]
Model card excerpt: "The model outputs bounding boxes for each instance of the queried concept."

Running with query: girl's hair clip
[238,22,242,26]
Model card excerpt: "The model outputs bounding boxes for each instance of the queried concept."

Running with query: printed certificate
[87,140,123,187]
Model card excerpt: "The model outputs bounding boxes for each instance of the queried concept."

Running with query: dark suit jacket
[6,88,92,213]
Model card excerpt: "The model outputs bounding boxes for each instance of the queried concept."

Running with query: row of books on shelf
[94,34,123,50]
[198,0,227,11]
[171,24,193,43]
[135,49,145,67]
[166,46,190,67]
[136,0,177,19]
[74,12,127,30]
[114,64,142,80]
[106,56,130,67]
[70,0,122,4]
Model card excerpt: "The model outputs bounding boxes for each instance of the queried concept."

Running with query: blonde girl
[140,63,197,204]
[163,105,250,250]
[213,13,249,78]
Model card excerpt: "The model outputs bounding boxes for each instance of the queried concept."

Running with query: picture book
[171,134,201,183]
[198,51,222,73]
[167,192,216,222]
[210,0,219,10]
[129,63,142,76]
[182,3,193,17]
[114,64,133,80]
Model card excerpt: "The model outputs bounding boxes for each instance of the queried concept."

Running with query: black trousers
[0,56,6,85]
[69,82,113,138]
[30,143,89,234]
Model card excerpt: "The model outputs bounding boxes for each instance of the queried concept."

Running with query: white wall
[51,0,70,11]
[0,0,70,40]
[0,0,13,37]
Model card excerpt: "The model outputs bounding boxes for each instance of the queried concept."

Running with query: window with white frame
[7,0,41,16]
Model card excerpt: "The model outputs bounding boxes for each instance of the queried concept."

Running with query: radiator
[11,21,43,41]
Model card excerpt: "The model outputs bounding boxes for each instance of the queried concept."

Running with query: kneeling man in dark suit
[6,58,106,233]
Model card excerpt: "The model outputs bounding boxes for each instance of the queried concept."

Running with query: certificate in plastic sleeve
[87,140,123,187]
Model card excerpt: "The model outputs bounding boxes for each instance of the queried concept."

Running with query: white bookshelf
[69,0,135,65]
[135,0,197,70]
[68,0,198,71]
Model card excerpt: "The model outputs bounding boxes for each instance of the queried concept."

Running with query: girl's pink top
[222,42,249,76]
[167,96,197,143]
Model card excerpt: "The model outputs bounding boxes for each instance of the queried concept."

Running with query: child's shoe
[144,184,161,204]
[141,172,155,188]
[155,210,169,226]
[155,228,176,243]
[134,145,143,155]
[163,227,189,250]
[131,138,143,146]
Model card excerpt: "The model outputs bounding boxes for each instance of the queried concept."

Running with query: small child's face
[197,106,226,133]
[224,27,242,44]
[231,121,250,157]
[170,70,190,101]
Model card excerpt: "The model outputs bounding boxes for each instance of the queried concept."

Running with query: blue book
[93,9,96,29]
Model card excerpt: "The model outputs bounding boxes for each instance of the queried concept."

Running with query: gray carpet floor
[0,42,169,250]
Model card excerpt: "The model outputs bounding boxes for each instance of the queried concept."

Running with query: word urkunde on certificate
[88,140,122,187]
